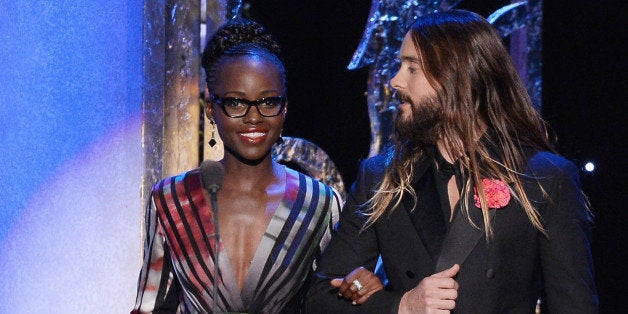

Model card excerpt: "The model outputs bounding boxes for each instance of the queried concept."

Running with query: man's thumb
[435,264,460,278]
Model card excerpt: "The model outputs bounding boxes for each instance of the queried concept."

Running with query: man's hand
[331,266,384,305]
[398,264,460,314]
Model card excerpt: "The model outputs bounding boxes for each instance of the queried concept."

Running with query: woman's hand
[330,266,384,305]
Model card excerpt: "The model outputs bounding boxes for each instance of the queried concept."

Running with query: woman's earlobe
[204,103,214,120]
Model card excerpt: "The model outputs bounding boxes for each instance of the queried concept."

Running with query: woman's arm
[131,195,181,314]
[332,266,384,305]
[305,158,405,313]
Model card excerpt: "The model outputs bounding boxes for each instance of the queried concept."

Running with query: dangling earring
[276,131,284,145]
[208,119,217,147]
[276,109,286,145]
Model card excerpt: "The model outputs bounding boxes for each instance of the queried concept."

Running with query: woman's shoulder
[284,166,335,188]
[151,168,201,193]
[284,166,343,200]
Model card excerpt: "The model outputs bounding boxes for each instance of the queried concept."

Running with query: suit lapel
[435,194,495,272]
[433,133,509,271]
[381,195,436,282]
[378,159,436,281]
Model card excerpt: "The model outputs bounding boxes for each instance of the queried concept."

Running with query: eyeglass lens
[219,96,285,118]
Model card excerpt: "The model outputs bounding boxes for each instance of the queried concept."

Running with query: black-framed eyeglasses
[209,93,287,118]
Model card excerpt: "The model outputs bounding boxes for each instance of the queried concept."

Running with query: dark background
[246,1,626,311]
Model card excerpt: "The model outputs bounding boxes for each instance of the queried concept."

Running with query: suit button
[485,268,495,278]
[406,270,415,278]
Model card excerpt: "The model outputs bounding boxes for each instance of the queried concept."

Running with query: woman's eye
[224,100,242,107]
[262,99,279,107]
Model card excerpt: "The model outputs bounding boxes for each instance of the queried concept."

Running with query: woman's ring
[352,279,364,291]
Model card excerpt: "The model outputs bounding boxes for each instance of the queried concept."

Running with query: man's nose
[390,71,402,90]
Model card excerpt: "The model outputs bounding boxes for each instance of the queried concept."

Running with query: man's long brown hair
[365,10,555,238]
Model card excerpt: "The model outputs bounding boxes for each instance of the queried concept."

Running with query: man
[305,10,598,313]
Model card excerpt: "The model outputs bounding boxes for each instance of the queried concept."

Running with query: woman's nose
[243,104,263,123]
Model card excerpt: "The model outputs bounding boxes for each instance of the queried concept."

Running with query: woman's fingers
[331,267,385,305]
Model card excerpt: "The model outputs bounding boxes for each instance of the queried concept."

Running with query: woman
[131,18,342,313]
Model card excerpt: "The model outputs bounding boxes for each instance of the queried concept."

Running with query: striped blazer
[132,166,341,313]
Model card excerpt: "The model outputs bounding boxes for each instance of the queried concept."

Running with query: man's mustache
[393,90,413,105]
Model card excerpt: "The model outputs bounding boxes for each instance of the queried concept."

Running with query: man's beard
[394,92,443,148]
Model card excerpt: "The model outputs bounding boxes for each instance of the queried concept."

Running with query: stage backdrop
[0,1,142,312]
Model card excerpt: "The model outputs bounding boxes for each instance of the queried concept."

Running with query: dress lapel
[239,167,290,307]
[183,171,244,312]
[239,190,288,306]
[213,247,245,310]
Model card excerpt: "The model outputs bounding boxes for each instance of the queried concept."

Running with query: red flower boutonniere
[474,178,511,209]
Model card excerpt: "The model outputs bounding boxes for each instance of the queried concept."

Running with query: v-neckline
[215,165,289,306]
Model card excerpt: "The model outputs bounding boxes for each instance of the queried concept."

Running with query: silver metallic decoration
[488,0,543,110]
[142,0,167,212]
[161,0,202,178]
[272,137,346,199]
[488,1,528,36]
[142,0,242,213]
[350,0,542,156]
[348,0,459,157]
[201,0,243,52]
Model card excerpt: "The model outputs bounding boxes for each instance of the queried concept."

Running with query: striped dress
[132,166,341,313]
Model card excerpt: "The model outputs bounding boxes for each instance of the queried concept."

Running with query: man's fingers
[330,278,343,288]
[421,275,458,291]
[428,287,458,301]
[425,299,456,310]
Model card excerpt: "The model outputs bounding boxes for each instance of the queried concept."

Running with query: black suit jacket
[305,151,598,313]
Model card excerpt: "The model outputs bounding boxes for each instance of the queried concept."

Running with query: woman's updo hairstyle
[201,18,286,91]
